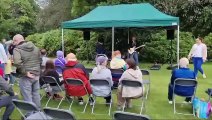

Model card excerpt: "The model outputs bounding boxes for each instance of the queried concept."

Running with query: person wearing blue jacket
[168,57,196,104]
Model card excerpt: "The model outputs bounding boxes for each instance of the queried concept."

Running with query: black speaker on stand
[166,29,177,70]
[83,30,90,63]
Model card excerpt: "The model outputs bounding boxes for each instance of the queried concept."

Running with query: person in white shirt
[0,42,8,77]
[188,37,207,79]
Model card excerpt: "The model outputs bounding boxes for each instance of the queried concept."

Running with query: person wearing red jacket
[63,53,93,105]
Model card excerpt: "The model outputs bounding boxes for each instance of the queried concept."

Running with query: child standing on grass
[5,55,15,85]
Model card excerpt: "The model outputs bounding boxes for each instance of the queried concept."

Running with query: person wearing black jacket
[0,76,17,120]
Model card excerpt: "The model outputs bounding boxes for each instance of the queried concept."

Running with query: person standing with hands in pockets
[188,37,207,79]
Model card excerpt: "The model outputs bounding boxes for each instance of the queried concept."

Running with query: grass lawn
[2,62,212,119]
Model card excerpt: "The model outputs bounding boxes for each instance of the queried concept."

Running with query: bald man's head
[13,34,25,45]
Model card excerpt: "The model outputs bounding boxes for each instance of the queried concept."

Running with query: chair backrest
[42,76,57,84]
[121,80,142,88]
[65,78,84,86]
[43,107,75,120]
[113,111,150,120]
[110,69,124,74]
[90,79,110,86]
[90,79,111,96]
[173,78,197,96]
[174,78,197,87]
[12,99,39,112]
[140,69,150,76]
[85,68,93,74]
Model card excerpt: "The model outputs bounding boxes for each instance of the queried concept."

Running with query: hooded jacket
[63,61,92,96]
[118,68,144,98]
[13,41,41,76]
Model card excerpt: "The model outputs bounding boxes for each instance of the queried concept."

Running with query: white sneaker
[203,74,207,79]
[168,101,173,104]
[79,101,84,105]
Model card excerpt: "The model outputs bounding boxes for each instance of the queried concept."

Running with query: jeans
[19,76,41,109]
[168,84,191,102]
[192,57,204,77]
[128,52,139,65]
[5,74,15,84]
[0,95,17,120]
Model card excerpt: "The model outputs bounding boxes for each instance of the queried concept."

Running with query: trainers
[168,101,173,104]
[183,101,191,104]
[203,74,207,79]
[78,98,84,105]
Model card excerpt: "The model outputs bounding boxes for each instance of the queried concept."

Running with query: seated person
[40,49,50,69]
[63,53,93,105]
[110,50,127,70]
[117,58,144,110]
[43,60,64,100]
[0,76,17,120]
[54,50,66,74]
[168,57,196,104]
[90,56,113,104]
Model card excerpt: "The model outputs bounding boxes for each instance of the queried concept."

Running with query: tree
[36,0,72,32]
[0,0,38,39]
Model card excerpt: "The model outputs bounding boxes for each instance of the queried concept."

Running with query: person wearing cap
[117,58,144,110]
[91,56,113,105]
[63,53,93,105]
[168,57,196,104]
[110,50,127,70]
[188,37,207,79]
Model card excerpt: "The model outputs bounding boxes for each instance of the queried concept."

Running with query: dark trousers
[168,84,191,102]
[104,95,111,103]
[0,96,16,120]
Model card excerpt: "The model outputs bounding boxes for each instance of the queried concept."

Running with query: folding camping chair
[43,107,76,120]
[120,80,145,114]
[141,69,150,99]
[65,78,90,113]
[113,111,150,120]
[173,78,197,115]
[42,76,65,108]
[110,69,124,88]
[90,79,112,115]
[12,99,51,120]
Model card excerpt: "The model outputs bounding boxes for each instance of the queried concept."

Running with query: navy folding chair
[90,79,112,115]
[173,78,197,115]
[110,69,124,88]
[120,80,145,114]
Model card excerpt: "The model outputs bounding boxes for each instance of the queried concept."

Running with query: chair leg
[82,98,89,113]
[45,96,53,107]
[108,99,112,116]
[145,84,150,99]
[57,97,64,109]
[173,94,176,114]
[69,99,74,111]
[122,100,126,112]
[91,97,96,114]
[140,97,145,115]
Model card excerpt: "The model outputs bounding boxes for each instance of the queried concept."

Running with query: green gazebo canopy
[62,3,179,29]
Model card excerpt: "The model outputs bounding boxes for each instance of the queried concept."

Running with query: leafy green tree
[36,0,72,32]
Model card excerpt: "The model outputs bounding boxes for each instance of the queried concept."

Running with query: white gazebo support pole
[112,27,115,52]
[177,25,180,68]
[62,28,64,53]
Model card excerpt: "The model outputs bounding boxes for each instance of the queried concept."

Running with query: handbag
[193,97,211,119]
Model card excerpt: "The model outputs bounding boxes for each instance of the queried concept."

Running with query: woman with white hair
[168,57,196,104]
[91,56,113,105]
